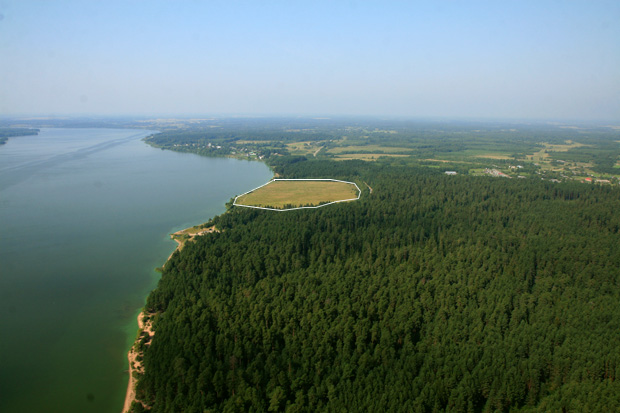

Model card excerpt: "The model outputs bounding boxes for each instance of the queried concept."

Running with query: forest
[131,154,620,412]
[0,127,39,145]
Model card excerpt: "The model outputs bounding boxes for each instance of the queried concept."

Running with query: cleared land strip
[234,179,361,211]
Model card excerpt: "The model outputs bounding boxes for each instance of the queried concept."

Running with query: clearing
[235,179,360,210]
[327,145,412,154]
[473,153,514,160]
[286,141,323,156]
[334,153,410,161]
[540,140,587,151]
[171,225,218,250]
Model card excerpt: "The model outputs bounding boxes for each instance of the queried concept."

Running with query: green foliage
[141,118,620,181]
[138,158,620,412]
[129,401,146,413]
[0,128,39,144]
[548,141,620,175]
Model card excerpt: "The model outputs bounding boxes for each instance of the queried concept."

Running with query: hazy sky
[1,1,618,120]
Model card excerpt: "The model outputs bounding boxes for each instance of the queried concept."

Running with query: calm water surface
[0,128,272,412]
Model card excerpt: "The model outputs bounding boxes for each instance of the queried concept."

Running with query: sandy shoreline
[122,311,155,412]
[122,312,144,413]
[122,225,218,412]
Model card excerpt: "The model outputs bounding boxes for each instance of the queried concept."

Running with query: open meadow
[235,179,359,209]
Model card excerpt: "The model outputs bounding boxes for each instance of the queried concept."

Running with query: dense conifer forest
[131,157,620,412]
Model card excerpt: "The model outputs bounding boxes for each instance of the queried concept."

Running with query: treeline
[0,128,39,145]
[144,130,291,160]
[146,129,331,145]
[133,159,620,412]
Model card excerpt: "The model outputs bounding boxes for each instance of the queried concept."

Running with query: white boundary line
[233,178,361,211]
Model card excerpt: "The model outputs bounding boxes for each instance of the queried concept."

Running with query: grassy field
[471,153,514,160]
[327,145,412,154]
[235,140,272,144]
[286,141,322,156]
[539,140,587,151]
[423,158,472,164]
[235,180,359,209]
[334,153,410,161]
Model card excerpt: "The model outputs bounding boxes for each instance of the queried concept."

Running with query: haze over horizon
[1,1,618,121]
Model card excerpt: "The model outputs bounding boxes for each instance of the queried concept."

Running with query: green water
[0,128,272,413]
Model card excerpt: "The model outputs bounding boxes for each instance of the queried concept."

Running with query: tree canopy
[132,158,620,412]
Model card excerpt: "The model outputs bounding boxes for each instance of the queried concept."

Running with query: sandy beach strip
[122,226,217,412]
[122,312,143,413]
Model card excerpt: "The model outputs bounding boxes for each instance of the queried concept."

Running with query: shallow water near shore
[0,128,272,413]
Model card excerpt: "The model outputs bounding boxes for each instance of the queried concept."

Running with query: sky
[1,0,619,121]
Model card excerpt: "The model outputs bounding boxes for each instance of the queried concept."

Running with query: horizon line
[1,113,619,125]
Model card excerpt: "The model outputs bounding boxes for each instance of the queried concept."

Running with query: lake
[0,128,273,413]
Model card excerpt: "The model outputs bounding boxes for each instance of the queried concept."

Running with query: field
[327,145,412,154]
[526,141,587,162]
[235,140,272,144]
[334,153,410,161]
[235,180,359,209]
[540,140,587,151]
[470,153,514,160]
[286,141,322,156]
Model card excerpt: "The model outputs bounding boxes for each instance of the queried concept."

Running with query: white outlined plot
[233,178,361,211]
